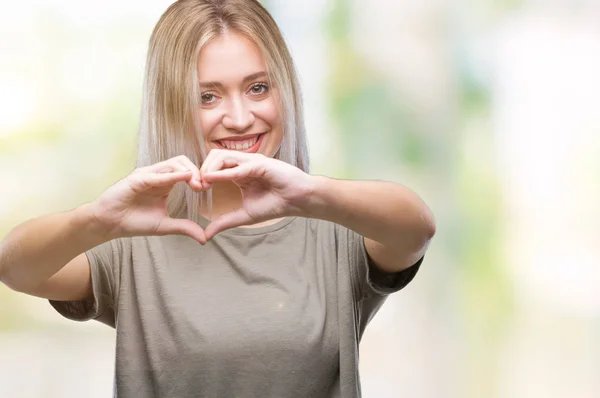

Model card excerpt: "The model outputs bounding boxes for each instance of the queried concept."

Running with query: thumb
[204,209,254,241]
[156,217,207,245]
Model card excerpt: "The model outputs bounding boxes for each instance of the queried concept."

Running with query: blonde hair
[136,0,309,222]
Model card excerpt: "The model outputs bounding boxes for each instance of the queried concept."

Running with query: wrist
[293,175,332,220]
[73,202,119,243]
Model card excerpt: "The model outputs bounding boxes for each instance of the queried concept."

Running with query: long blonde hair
[136,0,309,222]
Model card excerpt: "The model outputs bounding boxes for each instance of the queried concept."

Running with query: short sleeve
[48,237,129,328]
[345,225,423,301]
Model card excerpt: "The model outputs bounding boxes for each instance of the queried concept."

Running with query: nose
[222,96,255,132]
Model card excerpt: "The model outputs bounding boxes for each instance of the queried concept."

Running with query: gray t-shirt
[49,215,422,397]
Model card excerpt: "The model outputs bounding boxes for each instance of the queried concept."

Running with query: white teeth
[219,136,259,150]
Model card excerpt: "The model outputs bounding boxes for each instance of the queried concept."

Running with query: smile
[215,133,266,153]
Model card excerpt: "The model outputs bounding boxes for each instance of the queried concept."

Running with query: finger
[175,156,202,182]
[200,154,253,189]
[204,209,254,241]
[160,162,189,173]
[151,161,204,192]
[199,150,224,182]
[199,150,226,190]
[202,163,255,182]
[147,155,193,174]
[174,157,204,191]
[200,178,213,191]
[132,171,192,190]
[199,150,221,190]
[199,148,219,174]
[200,149,250,175]
[155,217,207,245]
[146,158,179,173]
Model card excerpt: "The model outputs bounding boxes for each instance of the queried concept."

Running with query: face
[196,31,283,157]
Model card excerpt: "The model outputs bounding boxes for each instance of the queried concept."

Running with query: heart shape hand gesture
[199,149,313,240]
[88,151,314,245]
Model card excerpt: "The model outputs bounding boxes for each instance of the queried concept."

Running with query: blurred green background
[1,1,599,397]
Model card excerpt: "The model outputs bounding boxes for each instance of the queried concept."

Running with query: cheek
[197,109,221,139]
[255,98,280,128]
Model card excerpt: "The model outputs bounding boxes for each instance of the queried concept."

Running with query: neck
[199,181,243,219]
[197,181,285,229]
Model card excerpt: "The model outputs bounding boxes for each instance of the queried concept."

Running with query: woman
[0,0,435,397]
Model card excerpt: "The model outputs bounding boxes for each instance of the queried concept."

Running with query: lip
[216,132,263,142]
[214,132,266,153]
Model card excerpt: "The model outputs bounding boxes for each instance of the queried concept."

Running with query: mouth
[214,133,266,153]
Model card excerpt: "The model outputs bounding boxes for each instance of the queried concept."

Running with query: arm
[197,150,436,266]
[1,155,209,300]
[0,203,111,298]
[301,176,435,273]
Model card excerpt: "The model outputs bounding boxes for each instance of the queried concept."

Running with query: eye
[201,92,218,104]
[248,83,269,96]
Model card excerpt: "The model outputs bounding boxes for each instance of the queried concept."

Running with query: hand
[199,149,314,240]
[89,155,207,244]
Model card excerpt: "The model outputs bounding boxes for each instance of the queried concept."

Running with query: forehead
[197,32,267,81]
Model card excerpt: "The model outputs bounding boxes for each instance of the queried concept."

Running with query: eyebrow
[198,71,268,89]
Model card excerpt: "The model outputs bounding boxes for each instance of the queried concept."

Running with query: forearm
[301,176,435,259]
[0,203,111,292]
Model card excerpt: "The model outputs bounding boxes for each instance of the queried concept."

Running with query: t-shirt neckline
[196,215,298,236]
